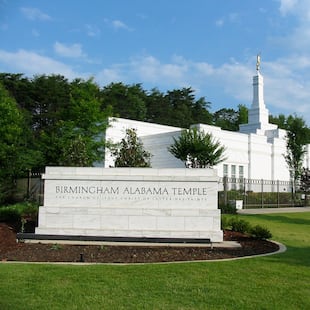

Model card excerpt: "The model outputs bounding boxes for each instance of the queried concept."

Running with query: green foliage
[222,215,273,240]
[0,75,112,171]
[101,82,147,120]
[212,105,248,131]
[168,127,226,168]
[300,168,310,194]
[284,115,309,185]
[228,217,251,233]
[213,108,239,131]
[0,202,38,224]
[111,128,152,167]
[50,243,62,251]
[250,225,272,240]
[0,207,20,223]
[219,203,237,214]
[0,83,40,202]
[220,215,231,230]
[101,84,213,128]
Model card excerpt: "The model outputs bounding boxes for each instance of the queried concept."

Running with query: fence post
[243,178,247,209]
[223,176,228,206]
[277,180,280,208]
[261,179,264,208]
[27,169,31,199]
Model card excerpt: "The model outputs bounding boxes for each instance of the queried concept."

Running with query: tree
[168,127,226,168]
[145,88,172,125]
[164,87,211,128]
[213,105,248,131]
[213,108,239,131]
[111,128,152,167]
[34,77,111,167]
[101,82,147,121]
[269,113,287,129]
[300,168,310,206]
[284,115,309,191]
[237,104,248,125]
[0,84,39,202]
[145,87,212,128]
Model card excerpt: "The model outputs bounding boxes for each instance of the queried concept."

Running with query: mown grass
[0,212,309,310]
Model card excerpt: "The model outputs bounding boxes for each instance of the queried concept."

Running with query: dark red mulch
[0,223,280,263]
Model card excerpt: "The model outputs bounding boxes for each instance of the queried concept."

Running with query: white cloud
[20,7,52,21]
[274,0,310,50]
[85,24,101,37]
[97,54,310,122]
[0,49,79,79]
[104,18,133,31]
[278,0,298,16]
[96,67,123,85]
[215,19,224,27]
[54,42,85,58]
[32,29,40,37]
[1,47,310,124]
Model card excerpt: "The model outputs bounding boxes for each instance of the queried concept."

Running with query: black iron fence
[218,177,307,208]
[15,170,44,204]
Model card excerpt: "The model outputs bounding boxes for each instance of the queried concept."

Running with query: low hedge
[221,216,272,240]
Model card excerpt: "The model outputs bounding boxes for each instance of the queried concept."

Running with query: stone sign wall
[35,167,223,242]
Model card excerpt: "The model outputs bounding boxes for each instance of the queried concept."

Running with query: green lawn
[0,212,309,310]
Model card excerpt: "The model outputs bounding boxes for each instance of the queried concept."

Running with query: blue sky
[1,0,310,124]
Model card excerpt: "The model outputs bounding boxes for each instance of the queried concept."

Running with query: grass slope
[0,212,309,310]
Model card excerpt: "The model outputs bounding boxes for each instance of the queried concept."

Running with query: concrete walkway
[238,207,310,214]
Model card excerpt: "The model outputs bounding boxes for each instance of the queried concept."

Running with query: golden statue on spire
[256,53,261,72]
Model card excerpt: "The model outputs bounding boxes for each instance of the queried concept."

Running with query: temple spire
[239,54,278,135]
[256,53,261,72]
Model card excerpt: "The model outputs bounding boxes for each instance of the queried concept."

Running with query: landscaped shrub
[229,217,251,233]
[0,202,39,225]
[250,225,272,240]
[0,207,20,223]
[221,215,273,240]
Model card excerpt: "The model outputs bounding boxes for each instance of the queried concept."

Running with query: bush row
[221,216,272,240]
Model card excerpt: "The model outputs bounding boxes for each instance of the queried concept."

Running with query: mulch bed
[0,223,279,263]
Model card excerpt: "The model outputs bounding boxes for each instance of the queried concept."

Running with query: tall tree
[145,88,172,125]
[237,104,248,125]
[55,78,111,167]
[31,74,71,135]
[213,105,248,131]
[213,108,239,131]
[0,73,33,111]
[284,115,309,191]
[269,113,287,129]
[0,84,42,202]
[101,82,147,121]
[300,168,310,206]
[191,97,213,125]
[168,127,226,168]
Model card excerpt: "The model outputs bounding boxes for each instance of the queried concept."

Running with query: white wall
[142,132,184,168]
[36,167,223,242]
[104,117,181,167]
[103,117,310,183]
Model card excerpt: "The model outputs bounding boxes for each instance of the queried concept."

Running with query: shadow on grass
[245,214,310,226]
[265,245,310,268]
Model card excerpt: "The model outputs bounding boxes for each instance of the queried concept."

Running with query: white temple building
[104,60,310,183]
